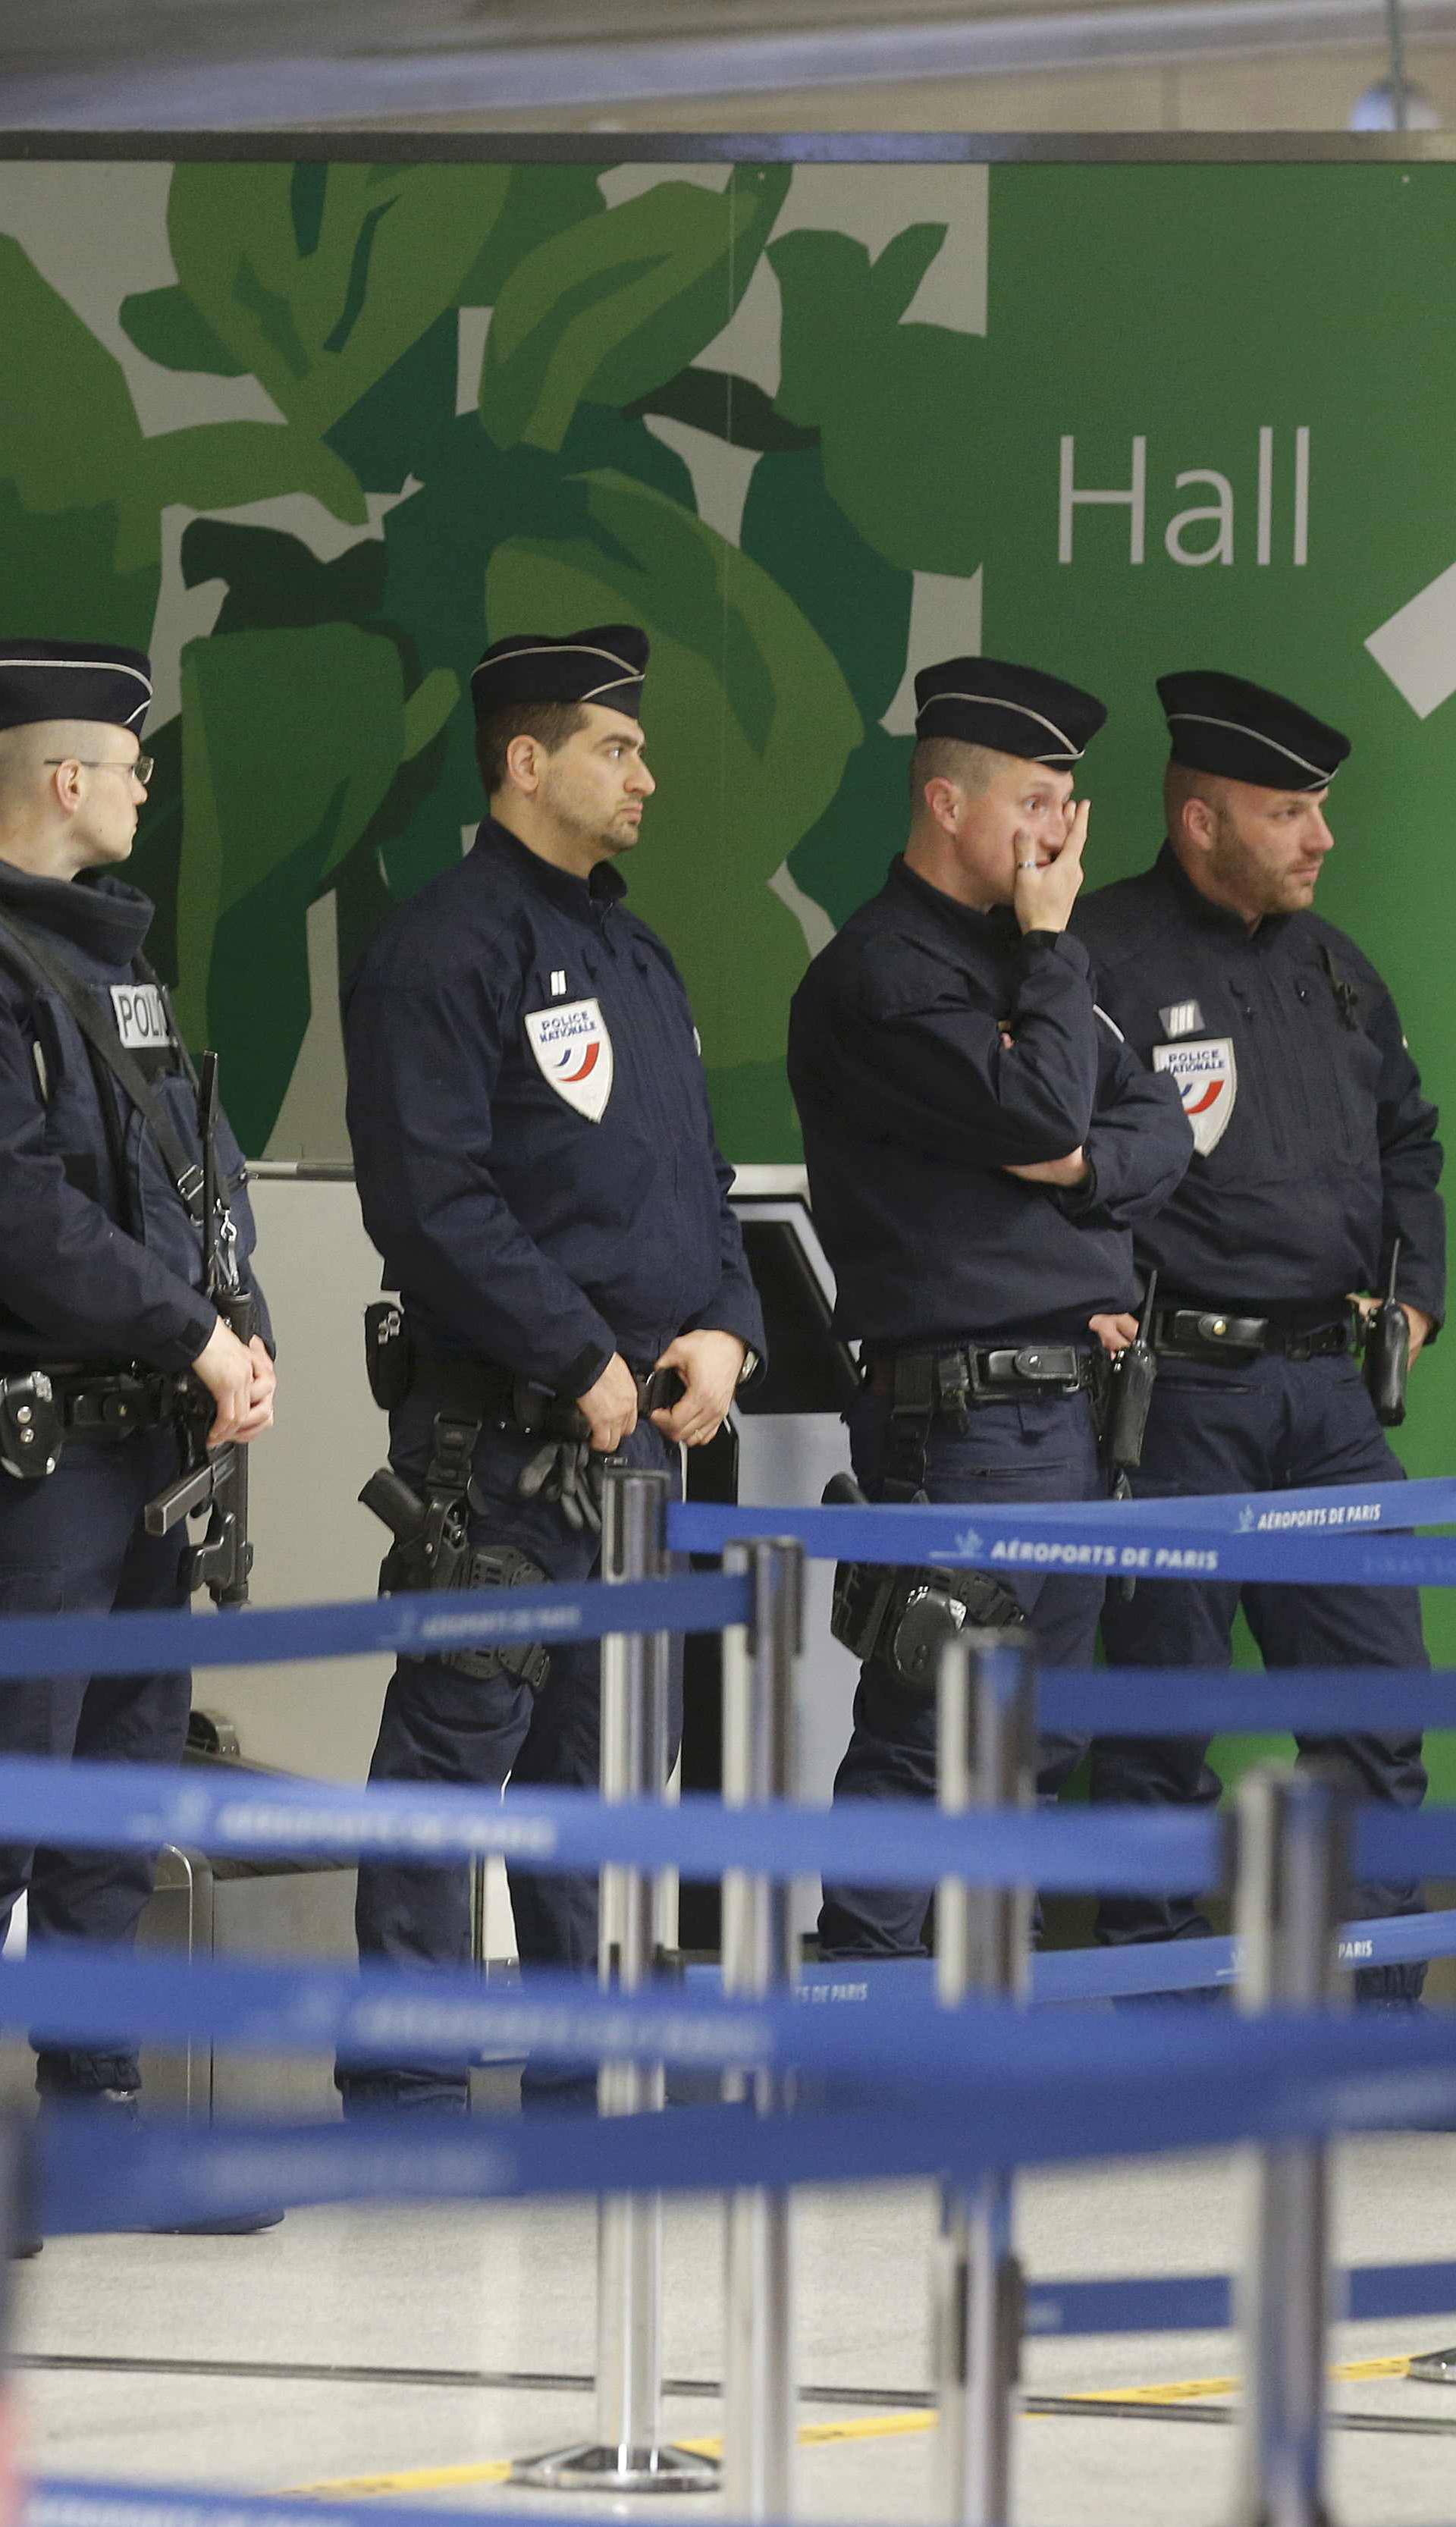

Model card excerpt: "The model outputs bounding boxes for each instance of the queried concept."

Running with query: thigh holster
[359,1414,551,1689]
[830,1557,1025,1697]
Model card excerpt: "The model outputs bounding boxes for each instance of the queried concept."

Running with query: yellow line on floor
[1059,2353,1413,2407]
[286,2356,1421,2496]
[287,2463,515,2497]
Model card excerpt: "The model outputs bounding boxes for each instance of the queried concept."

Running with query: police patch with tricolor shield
[524,997,613,1122]
[1153,1036,1237,1154]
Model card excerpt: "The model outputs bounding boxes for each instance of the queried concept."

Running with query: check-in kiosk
[678,1166,861,1948]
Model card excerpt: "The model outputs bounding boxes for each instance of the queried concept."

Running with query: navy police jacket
[787,855,1193,1348]
[1072,846,1445,1325]
[0,859,263,1372]
[344,818,764,1395]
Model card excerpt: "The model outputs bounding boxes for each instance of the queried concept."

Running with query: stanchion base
[1407,2345,1456,2384]
[510,2442,720,2494]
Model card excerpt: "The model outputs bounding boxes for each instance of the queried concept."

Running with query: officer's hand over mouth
[650,1329,747,1448]
[576,1351,639,1452]
[1012,796,1088,936]
[192,1320,277,1446]
[1088,1312,1138,1354]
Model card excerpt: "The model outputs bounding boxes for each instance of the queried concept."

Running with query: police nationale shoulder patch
[1153,1036,1237,1155]
[524,997,613,1122]
[110,983,172,1052]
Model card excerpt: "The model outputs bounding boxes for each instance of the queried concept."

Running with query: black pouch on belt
[363,1301,413,1412]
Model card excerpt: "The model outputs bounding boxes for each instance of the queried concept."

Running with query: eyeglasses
[44,756,154,786]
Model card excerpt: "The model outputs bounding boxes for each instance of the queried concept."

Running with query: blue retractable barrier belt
[11,1944,1456,2098]
[1023,2259,1456,2336]
[682,1907,1456,2007]
[0,1756,1221,1889]
[1037,1666,1456,1735]
[28,2009,1456,2230]
[0,1572,749,1681]
[982,1476,1456,1533]
[30,2486,627,2527]
[670,1500,1456,1586]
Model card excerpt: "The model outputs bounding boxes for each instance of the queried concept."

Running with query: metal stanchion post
[513,1463,715,2494]
[1231,1767,1350,2527]
[934,1631,1037,2527]
[721,1537,803,2519]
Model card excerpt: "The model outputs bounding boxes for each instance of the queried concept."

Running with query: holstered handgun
[359,1423,550,1689]
[824,1471,1025,1695]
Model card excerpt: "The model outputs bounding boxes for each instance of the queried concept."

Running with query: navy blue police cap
[1157,670,1349,793]
[0,639,152,736]
[913,656,1107,766]
[471,624,648,722]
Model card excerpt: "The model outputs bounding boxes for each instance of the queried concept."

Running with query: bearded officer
[1075,671,1442,1996]
[339,625,764,2113]
[0,639,275,2115]
[787,656,1193,1960]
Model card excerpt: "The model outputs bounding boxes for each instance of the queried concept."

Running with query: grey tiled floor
[17,2134,1456,2523]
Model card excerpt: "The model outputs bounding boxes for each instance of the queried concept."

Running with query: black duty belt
[1150,1306,1357,1364]
[410,1341,680,1433]
[867,1344,1097,1412]
[5,1364,178,1439]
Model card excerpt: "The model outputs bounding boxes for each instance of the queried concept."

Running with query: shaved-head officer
[1075,670,1443,1997]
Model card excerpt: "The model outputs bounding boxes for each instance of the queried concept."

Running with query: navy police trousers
[1095,1348,1427,1999]
[0,1424,191,2095]
[818,1383,1101,1960]
[339,1395,679,2113]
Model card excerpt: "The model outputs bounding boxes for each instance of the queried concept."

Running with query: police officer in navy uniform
[340,625,764,2112]
[788,657,1193,1960]
[1075,672,1442,1996]
[0,640,275,2109]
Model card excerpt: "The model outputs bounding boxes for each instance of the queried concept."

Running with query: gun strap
[0,912,206,1225]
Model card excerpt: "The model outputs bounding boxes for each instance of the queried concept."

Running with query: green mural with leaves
[0,155,988,1161]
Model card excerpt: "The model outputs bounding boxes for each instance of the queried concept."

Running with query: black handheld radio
[1108,1270,1159,1490]
[1363,1240,1410,1430]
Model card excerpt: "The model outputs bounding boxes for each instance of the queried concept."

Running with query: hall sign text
[1058,428,1310,567]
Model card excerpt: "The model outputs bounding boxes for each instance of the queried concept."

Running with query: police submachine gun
[1363,1238,1410,1429]
[143,1052,254,1608]
[824,1471,1025,1695]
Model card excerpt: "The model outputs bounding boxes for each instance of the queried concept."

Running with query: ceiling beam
[4,0,1456,130]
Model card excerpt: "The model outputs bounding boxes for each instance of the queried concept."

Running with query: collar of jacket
[470,815,629,922]
[0,858,154,972]
[1153,838,1294,952]
[886,852,1021,948]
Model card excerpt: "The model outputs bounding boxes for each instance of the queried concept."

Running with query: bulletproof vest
[24,959,256,1301]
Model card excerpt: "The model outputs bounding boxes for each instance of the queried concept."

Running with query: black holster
[359,1412,551,1690]
[823,1473,1025,1695]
